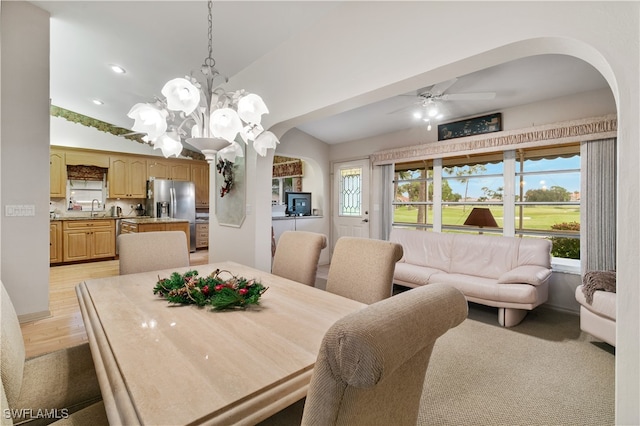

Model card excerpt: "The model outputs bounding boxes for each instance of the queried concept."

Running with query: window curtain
[580,138,617,274]
[381,164,394,240]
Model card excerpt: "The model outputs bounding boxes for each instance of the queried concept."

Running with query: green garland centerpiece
[153,269,267,311]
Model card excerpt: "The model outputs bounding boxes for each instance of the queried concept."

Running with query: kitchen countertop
[51,215,147,221]
[120,217,189,224]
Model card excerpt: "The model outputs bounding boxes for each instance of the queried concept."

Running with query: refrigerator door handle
[170,187,176,218]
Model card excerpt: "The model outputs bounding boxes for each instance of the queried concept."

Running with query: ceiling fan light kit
[395,77,497,131]
[127,0,279,161]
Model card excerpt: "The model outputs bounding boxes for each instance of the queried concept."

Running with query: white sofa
[389,229,553,327]
[575,283,616,347]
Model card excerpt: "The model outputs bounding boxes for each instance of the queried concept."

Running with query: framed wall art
[438,113,502,141]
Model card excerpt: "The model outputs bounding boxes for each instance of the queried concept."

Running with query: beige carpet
[418,304,615,425]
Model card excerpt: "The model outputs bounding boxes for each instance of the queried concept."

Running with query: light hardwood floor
[20,250,210,358]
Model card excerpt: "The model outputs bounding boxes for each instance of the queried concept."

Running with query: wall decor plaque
[438,113,502,141]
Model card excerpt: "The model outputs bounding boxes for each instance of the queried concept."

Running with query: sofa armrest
[498,265,552,286]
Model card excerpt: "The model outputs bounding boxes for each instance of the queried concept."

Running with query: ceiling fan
[391,78,496,129]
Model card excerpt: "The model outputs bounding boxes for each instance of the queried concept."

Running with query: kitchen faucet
[91,199,100,217]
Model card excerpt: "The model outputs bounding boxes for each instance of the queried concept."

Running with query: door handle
[362,219,369,223]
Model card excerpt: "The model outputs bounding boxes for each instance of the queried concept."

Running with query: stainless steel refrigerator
[146,179,196,252]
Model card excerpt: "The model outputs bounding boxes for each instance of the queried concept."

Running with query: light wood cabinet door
[109,156,147,198]
[50,150,66,198]
[148,160,170,180]
[170,163,191,181]
[50,221,63,263]
[129,158,147,198]
[191,162,209,208]
[62,220,115,262]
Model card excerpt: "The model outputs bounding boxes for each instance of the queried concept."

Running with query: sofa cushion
[517,238,552,268]
[498,265,552,286]
[393,263,445,286]
[430,273,541,305]
[575,285,616,321]
[390,229,454,269]
[448,234,519,279]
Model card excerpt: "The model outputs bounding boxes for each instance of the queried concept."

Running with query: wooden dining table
[76,261,365,425]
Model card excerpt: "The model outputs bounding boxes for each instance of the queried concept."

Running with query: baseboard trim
[18,310,51,324]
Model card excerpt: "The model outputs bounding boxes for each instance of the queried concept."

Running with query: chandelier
[127,0,279,162]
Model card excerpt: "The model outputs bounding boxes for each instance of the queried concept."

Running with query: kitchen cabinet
[170,163,191,181]
[109,155,147,198]
[120,220,190,248]
[50,149,66,197]
[196,223,209,248]
[147,159,170,180]
[50,221,63,263]
[191,163,210,207]
[63,219,115,262]
[148,159,191,181]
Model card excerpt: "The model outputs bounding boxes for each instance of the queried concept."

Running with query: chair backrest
[0,281,26,409]
[301,283,468,426]
[326,237,403,304]
[118,231,190,275]
[271,231,327,286]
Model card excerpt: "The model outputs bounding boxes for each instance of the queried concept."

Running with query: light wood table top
[76,261,365,425]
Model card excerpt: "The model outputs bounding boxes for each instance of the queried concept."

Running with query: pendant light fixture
[127,0,279,162]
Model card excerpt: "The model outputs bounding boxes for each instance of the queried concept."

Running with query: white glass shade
[154,132,183,158]
[210,108,243,142]
[237,93,268,124]
[218,142,244,163]
[253,131,279,157]
[127,103,168,141]
[161,78,201,115]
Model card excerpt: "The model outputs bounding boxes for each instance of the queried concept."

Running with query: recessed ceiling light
[92,99,104,105]
[110,64,126,74]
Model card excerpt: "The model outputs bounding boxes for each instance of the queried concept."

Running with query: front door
[332,159,370,250]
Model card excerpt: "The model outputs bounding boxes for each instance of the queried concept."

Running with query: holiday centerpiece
[153,269,267,310]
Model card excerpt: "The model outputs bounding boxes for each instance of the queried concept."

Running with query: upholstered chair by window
[0,282,107,425]
[272,231,327,286]
[325,237,403,304]
[118,231,190,275]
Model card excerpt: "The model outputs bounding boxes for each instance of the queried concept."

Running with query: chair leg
[498,308,527,327]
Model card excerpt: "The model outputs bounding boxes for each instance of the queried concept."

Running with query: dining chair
[0,281,108,425]
[259,283,468,426]
[325,237,403,304]
[271,231,327,286]
[118,231,190,275]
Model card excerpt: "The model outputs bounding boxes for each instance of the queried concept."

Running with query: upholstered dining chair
[0,281,108,425]
[271,231,327,286]
[259,283,468,426]
[325,237,403,304]
[118,231,190,275]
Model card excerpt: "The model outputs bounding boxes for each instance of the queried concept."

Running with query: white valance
[371,115,617,165]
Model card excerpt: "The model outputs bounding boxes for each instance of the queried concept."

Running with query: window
[442,154,504,234]
[515,145,580,259]
[393,161,433,229]
[391,143,581,259]
[272,177,295,205]
[339,167,362,216]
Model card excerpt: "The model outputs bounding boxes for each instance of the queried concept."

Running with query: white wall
[0,1,50,318]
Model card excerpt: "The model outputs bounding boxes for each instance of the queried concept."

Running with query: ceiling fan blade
[440,92,496,101]
[428,78,458,96]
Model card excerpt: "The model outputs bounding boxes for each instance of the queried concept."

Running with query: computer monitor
[285,192,312,216]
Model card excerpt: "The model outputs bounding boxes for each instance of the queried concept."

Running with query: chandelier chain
[205,0,215,68]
